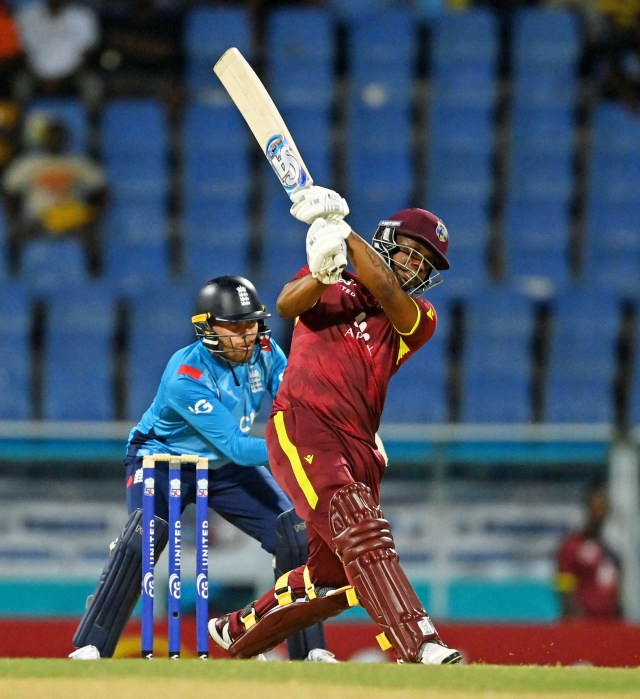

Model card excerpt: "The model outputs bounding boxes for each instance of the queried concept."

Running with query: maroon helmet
[372,208,450,296]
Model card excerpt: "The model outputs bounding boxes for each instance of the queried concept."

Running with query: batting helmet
[372,208,450,296]
[192,275,271,362]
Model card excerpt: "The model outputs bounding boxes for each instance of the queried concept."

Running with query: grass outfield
[0,659,639,698]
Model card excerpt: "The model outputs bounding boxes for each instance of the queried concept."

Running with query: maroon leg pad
[229,589,351,659]
[330,482,439,663]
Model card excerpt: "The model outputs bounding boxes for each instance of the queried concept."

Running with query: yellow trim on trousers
[273,410,319,510]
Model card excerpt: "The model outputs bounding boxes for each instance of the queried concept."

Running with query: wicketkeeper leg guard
[72,509,168,657]
[330,482,439,663]
[275,508,327,660]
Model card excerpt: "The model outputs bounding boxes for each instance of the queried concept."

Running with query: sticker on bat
[266,134,309,193]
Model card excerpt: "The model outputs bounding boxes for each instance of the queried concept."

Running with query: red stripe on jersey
[178,364,203,380]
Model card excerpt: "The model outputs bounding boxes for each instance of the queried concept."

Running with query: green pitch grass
[0,659,638,699]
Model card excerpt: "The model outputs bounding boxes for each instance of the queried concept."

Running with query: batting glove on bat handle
[306,218,350,284]
[290,185,349,224]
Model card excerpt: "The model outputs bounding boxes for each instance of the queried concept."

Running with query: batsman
[69,275,333,661]
[209,187,462,664]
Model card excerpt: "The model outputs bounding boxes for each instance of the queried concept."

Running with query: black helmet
[192,276,271,363]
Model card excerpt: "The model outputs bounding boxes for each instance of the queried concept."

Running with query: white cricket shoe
[418,641,462,665]
[306,648,339,663]
[208,615,233,651]
[69,645,100,660]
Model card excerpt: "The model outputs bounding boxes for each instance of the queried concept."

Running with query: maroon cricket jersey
[272,267,437,440]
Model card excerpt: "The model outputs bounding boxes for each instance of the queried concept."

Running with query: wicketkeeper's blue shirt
[126,338,287,468]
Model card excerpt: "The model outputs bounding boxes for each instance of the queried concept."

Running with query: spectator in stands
[555,482,622,620]
[1,113,107,275]
[13,0,102,111]
[554,1,640,111]
[596,7,640,111]
[99,0,184,114]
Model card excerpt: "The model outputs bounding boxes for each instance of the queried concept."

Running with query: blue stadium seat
[543,289,620,423]
[41,283,118,420]
[266,7,335,107]
[19,238,90,290]
[581,201,640,298]
[0,282,32,419]
[124,284,197,421]
[345,9,417,233]
[261,181,308,281]
[27,98,89,154]
[503,197,572,287]
[181,103,250,199]
[184,7,252,98]
[182,194,251,281]
[103,196,171,286]
[101,99,169,199]
[429,10,498,108]
[511,9,581,107]
[460,287,535,423]
[581,103,640,293]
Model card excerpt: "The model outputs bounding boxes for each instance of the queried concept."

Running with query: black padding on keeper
[274,508,326,660]
[72,509,168,657]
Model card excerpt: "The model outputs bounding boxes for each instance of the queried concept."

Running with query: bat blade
[214,47,313,197]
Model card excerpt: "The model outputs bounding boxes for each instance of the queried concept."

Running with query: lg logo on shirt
[188,399,213,414]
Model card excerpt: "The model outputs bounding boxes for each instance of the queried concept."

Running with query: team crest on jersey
[248,367,263,393]
[436,220,448,242]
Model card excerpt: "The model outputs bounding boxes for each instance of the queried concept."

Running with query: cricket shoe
[208,615,234,651]
[69,645,100,660]
[306,648,339,663]
[418,641,462,665]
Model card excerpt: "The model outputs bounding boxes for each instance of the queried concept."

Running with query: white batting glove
[306,217,351,284]
[290,185,349,224]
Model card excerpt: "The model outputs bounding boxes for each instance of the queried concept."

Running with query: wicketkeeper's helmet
[372,208,450,296]
[192,275,271,362]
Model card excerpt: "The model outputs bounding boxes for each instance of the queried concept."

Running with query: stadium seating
[459,286,536,423]
[41,283,118,420]
[543,288,621,424]
[429,9,498,108]
[124,283,197,421]
[0,282,32,419]
[19,238,91,290]
[100,99,171,285]
[266,7,335,108]
[582,103,640,296]
[344,9,417,233]
[183,6,252,98]
[511,8,581,107]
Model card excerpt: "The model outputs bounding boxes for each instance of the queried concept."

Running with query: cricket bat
[213,47,313,198]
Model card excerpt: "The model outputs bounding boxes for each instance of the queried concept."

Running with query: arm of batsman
[290,185,349,224]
